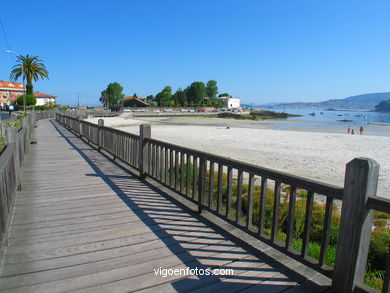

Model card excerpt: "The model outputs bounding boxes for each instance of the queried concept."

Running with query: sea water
[256,108,390,135]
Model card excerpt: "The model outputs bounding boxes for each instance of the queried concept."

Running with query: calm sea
[256,108,390,135]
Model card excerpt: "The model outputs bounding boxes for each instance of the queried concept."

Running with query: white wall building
[34,92,56,106]
[219,96,241,109]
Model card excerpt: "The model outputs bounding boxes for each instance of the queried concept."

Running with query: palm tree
[10,54,49,95]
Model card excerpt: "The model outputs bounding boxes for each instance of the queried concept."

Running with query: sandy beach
[85,115,390,198]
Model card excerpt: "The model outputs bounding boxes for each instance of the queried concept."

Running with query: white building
[219,96,241,109]
[34,92,56,106]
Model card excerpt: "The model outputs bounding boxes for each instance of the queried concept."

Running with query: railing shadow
[50,120,329,292]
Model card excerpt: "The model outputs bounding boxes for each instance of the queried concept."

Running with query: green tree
[146,95,154,102]
[375,100,390,112]
[218,93,229,97]
[155,86,172,107]
[187,82,206,105]
[206,80,218,99]
[10,55,49,95]
[100,82,125,109]
[171,88,188,106]
[17,94,36,106]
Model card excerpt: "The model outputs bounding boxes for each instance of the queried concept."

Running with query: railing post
[98,119,104,150]
[332,158,379,292]
[139,124,151,179]
[6,127,21,190]
[22,119,29,142]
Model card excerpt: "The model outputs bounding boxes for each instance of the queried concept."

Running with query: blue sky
[1,0,389,106]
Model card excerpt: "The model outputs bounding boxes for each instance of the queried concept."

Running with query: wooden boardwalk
[0,119,330,293]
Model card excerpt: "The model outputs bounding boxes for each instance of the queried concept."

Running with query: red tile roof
[34,92,56,98]
[0,80,25,90]
[125,96,146,101]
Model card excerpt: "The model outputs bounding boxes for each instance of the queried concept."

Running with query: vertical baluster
[175,151,179,190]
[301,191,314,258]
[156,145,160,180]
[169,149,174,186]
[286,185,297,250]
[180,152,185,193]
[154,144,158,178]
[209,162,215,209]
[319,197,334,267]
[258,177,267,236]
[198,158,206,213]
[226,167,233,218]
[165,147,169,184]
[146,142,151,174]
[186,155,191,197]
[160,145,164,181]
[246,174,254,229]
[236,170,243,224]
[217,164,223,214]
[271,181,281,243]
[129,137,132,165]
[192,157,198,199]
[129,137,134,167]
[133,137,136,166]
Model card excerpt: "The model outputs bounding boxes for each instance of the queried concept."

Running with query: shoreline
[85,115,390,198]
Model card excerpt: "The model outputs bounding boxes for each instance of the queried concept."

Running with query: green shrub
[364,270,384,291]
[368,228,390,271]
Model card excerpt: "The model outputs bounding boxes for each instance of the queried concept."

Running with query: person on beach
[351,129,355,135]
[359,126,364,135]
[347,126,351,134]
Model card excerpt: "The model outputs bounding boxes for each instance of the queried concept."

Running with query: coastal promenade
[0,119,332,292]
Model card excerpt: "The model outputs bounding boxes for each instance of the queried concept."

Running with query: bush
[17,94,36,106]
[368,228,390,271]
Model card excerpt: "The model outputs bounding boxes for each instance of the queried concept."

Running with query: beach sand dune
[86,116,390,198]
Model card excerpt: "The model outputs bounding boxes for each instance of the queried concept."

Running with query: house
[123,96,149,107]
[33,92,56,106]
[219,96,241,109]
[0,80,25,108]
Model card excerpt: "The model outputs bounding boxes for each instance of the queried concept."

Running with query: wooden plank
[0,118,331,293]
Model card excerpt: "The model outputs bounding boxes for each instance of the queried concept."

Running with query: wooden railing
[0,111,56,254]
[56,113,390,293]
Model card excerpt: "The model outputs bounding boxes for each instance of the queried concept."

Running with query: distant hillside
[375,100,390,112]
[262,92,390,110]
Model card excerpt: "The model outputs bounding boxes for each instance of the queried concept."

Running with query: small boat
[308,112,315,116]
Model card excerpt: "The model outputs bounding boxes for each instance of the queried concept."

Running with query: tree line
[100,80,230,109]
[375,100,390,112]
